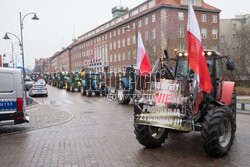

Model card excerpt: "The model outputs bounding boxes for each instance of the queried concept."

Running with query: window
[113,30,116,37]
[133,50,136,59]
[152,28,156,39]
[178,12,184,20]
[132,22,136,29]
[138,20,142,27]
[114,54,117,62]
[145,17,148,25]
[110,32,112,38]
[113,41,116,50]
[122,38,125,47]
[178,27,184,38]
[110,55,112,62]
[212,15,217,23]
[110,43,112,50]
[118,40,120,48]
[122,27,125,34]
[123,52,126,61]
[202,14,206,22]
[178,43,184,51]
[118,53,121,61]
[212,29,217,39]
[105,34,107,40]
[145,31,149,41]
[127,36,130,46]
[128,51,131,60]
[201,28,207,39]
[152,14,155,23]
[203,44,207,50]
[153,45,156,55]
[133,35,136,44]
[212,45,218,51]
[118,29,120,35]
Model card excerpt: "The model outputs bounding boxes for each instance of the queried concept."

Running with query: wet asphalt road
[0,85,249,167]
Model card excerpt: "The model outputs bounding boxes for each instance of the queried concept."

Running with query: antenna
[73,24,76,41]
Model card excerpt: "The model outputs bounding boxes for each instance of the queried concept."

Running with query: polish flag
[187,0,212,93]
[136,32,151,76]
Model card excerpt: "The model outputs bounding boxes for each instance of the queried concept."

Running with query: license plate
[0,100,17,111]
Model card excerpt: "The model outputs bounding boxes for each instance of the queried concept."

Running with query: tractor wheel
[201,106,235,157]
[65,81,70,91]
[81,85,86,96]
[116,82,130,104]
[59,81,63,89]
[70,84,75,92]
[56,81,59,88]
[95,92,100,96]
[229,88,237,130]
[134,123,168,148]
[86,91,92,97]
[101,86,108,96]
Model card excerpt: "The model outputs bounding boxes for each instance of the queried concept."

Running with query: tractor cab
[174,50,234,98]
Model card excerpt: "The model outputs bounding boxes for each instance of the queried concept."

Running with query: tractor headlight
[178,53,183,57]
[184,53,188,57]
[207,51,212,56]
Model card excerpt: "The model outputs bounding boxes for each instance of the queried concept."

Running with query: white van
[0,68,29,125]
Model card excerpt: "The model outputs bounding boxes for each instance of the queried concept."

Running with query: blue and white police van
[0,68,29,125]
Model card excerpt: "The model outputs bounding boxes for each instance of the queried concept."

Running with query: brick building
[48,0,220,73]
[34,58,49,72]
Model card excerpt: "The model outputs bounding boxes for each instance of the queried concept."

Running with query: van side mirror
[226,59,235,70]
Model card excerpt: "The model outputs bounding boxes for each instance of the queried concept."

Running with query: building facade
[220,14,250,81]
[0,55,2,67]
[34,58,49,72]
[48,0,220,73]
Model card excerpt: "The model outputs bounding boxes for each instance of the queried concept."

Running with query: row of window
[178,27,218,39]
[178,43,218,51]
[178,12,218,23]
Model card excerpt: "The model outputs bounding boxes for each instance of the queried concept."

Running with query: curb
[0,109,74,137]
[237,111,250,115]
[26,98,40,110]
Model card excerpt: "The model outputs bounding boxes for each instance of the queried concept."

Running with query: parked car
[0,68,29,125]
[29,84,48,97]
[36,79,46,86]
[25,76,35,91]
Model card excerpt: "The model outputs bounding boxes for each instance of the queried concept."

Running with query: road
[0,86,249,167]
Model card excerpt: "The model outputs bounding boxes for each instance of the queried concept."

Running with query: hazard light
[17,98,23,111]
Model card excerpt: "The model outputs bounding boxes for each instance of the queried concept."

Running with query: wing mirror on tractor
[226,59,235,70]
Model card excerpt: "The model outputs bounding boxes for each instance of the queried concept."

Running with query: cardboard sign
[135,79,192,132]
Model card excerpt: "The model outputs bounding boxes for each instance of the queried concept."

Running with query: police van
[0,68,29,125]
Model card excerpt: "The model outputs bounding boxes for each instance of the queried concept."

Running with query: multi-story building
[48,52,59,73]
[220,14,250,81]
[48,0,220,73]
[34,58,49,72]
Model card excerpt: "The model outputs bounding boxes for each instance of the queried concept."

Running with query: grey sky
[0,0,249,68]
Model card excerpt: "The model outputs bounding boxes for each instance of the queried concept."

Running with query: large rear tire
[101,86,108,96]
[70,84,75,92]
[81,85,86,96]
[86,90,92,97]
[229,88,237,130]
[65,81,70,91]
[116,82,130,104]
[201,106,235,157]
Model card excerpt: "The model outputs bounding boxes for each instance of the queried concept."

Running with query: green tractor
[51,73,57,87]
[56,72,68,89]
[65,72,81,92]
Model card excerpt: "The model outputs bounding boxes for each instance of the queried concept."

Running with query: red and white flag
[136,32,151,76]
[187,0,212,93]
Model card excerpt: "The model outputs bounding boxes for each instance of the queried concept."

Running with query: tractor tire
[116,82,130,104]
[86,91,92,97]
[81,85,86,96]
[70,84,75,92]
[95,92,100,96]
[229,88,237,130]
[56,81,59,88]
[101,86,108,96]
[134,123,168,148]
[201,106,235,157]
[65,81,70,91]
[59,81,63,89]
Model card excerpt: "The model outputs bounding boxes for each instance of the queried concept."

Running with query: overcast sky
[0,0,249,68]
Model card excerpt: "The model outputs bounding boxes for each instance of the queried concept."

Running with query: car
[25,76,35,91]
[29,84,48,97]
[0,68,29,125]
[36,79,46,86]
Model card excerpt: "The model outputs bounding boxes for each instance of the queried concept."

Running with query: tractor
[133,50,236,157]
[51,73,57,87]
[56,72,68,89]
[65,72,81,92]
[47,73,53,85]
[115,65,136,104]
[80,72,108,97]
